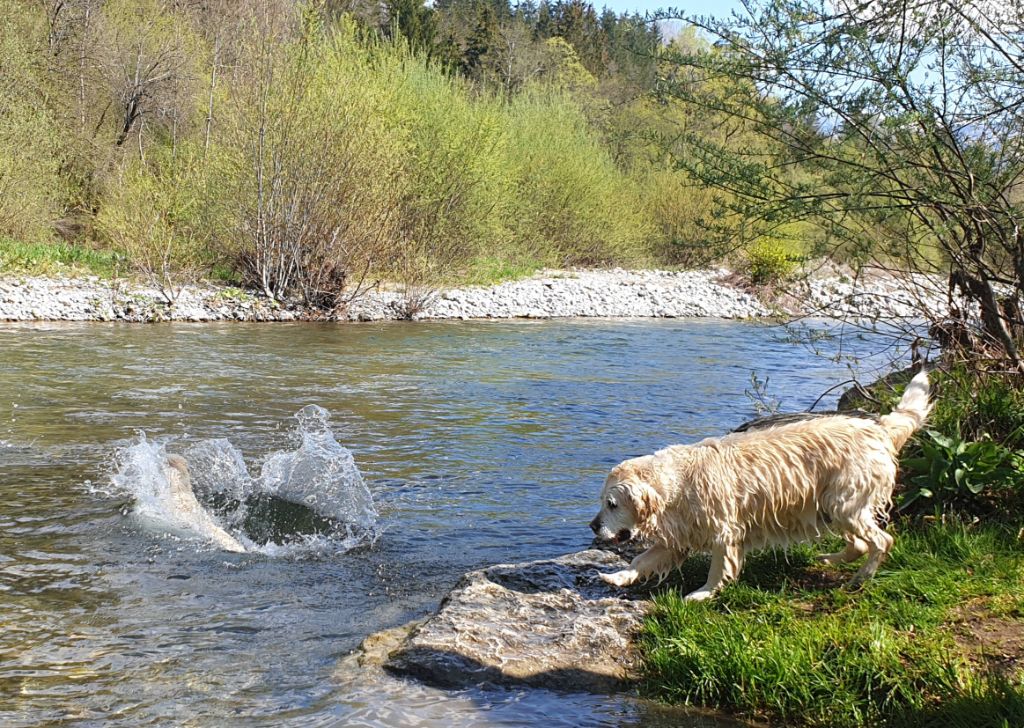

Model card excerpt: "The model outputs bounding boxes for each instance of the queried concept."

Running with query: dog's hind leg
[600,545,679,588]
[845,511,894,588]
[685,541,744,601]
[818,534,869,565]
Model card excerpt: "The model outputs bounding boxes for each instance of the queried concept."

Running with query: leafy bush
[0,19,64,243]
[850,366,1024,515]
[746,236,800,284]
[900,430,1018,513]
[97,150,210,302]
[211,21,408,307]
[388,52,512,293]
[505,88,653,268]
[643,168,725,267]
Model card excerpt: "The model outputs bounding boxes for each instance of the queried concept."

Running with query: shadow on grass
[888,672,1024,728]
[630,543,851,605]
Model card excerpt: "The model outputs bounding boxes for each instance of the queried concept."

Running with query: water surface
[0,319,883,726]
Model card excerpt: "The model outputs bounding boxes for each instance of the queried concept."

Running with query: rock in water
[384,549,650,693]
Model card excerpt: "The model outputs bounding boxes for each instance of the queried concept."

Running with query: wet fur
[592,370,932,600]
[164,454,246,553]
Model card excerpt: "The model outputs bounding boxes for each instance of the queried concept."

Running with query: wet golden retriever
[590,370,931,600]
[164,454,247,553]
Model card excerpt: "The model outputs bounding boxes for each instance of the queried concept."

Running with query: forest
[0,0,799,307]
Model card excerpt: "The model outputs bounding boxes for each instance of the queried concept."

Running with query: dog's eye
[607,498,617,509]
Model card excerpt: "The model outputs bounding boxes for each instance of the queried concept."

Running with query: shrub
[97,150,209,302]
[643,169,725,267]
[851,366,1024,515]
[900,430,1018,513]
[0,19,64,243]
[746,236,800,284]
[505,88,653,267]
[211,20,408,308]
[388,52,512,295]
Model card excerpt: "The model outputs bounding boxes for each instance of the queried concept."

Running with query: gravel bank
[348,269,770,321]
[0,268,946,323]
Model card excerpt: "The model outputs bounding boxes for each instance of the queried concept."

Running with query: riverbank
[359,522,1024,727]
[0,267,947,323]
[641,519,1024,727]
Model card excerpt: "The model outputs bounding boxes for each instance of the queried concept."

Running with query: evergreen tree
[386,0,437,56]
[461,1,499,79]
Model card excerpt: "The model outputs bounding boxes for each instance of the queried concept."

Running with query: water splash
[181,438,253,529]
[109,434,244,551]
[109,407,377,556]
[260,405,378,529]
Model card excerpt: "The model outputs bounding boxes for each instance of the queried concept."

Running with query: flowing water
[0,319,891,726]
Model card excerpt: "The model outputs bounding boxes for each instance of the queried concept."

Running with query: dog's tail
[879,369,932,451]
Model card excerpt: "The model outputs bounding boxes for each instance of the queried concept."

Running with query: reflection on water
[0,319,887,726]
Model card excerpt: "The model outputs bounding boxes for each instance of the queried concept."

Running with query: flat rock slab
[384,549,650,693]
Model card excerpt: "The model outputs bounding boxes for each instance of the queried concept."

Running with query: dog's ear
[627,478,664,523]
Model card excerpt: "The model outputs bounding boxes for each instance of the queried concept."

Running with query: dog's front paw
[600,569,637,588]
[683,587,716,602]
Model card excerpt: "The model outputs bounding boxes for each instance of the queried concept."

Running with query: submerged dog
[590,370,932,600]
[162,454,247,553]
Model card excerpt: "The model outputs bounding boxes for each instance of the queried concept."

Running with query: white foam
[110,435,241,549]
[181,438,253,529]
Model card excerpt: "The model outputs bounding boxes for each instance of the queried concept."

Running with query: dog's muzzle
[589,517,632,544]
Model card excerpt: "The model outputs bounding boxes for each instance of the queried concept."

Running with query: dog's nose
[589,517,600,534]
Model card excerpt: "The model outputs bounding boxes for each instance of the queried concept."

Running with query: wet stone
[383,549,650,693]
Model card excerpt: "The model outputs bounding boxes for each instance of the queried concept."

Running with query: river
[0,319,887,726]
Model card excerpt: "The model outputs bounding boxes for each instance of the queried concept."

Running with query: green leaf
[901,457,930,473]
[966,479,987,495]
[927,431,955,449]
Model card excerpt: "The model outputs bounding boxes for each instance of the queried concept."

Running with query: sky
[594,0,743,19]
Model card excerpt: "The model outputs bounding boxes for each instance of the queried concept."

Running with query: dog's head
[164,454,193,497]
[589,457,663,544]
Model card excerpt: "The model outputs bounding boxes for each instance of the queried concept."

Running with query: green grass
[455,256,548,286]
[0,236,125,278]
[640,520,1024,727]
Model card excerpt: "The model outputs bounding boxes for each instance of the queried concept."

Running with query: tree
[659,0,1024,368]
[385,0,436,57]
[96,0,200,150]
[461,0,499,78]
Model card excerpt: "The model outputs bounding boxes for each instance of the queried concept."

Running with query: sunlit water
[0,319,896,726]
